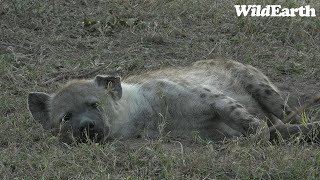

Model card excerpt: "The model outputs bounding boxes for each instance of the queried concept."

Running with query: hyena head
[28,75,122,144]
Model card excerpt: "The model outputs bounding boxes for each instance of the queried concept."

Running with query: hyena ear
[94,75,122,100]
[28,92,52,129]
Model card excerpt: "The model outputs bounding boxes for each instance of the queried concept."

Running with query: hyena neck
[109,83,152,137]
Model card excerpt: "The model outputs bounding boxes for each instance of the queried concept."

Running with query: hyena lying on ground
[28,59,319,143]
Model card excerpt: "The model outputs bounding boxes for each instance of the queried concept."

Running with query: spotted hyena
[28,59,319,143]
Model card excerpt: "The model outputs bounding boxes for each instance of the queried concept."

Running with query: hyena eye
[61,113,72,122]
[90,102,99,109]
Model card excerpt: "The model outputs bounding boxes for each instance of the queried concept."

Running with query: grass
[1,0,320,179]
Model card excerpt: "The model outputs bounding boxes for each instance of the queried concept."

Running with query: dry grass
[1,0,320,179]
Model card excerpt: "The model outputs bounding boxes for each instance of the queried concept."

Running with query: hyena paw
[242,117,267,136]
[244,118,270,142]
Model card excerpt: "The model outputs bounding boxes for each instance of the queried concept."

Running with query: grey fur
[28,59,319,143]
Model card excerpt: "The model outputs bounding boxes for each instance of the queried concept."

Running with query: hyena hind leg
[207,93,269,139]
[269,122,320,142]
[226,60,300,124]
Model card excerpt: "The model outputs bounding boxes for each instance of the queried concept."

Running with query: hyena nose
[78,119,104,143]
[79,120,95,133]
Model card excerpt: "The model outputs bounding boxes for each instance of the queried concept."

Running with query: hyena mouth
[79,129,104,143]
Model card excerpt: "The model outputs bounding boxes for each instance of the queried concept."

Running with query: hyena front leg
[225,60,300,124]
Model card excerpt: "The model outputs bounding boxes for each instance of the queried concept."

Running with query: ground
[1,0,320,179]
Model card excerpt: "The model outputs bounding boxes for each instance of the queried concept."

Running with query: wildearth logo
[234,5,316,17]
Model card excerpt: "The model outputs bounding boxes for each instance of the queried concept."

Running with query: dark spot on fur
[235,103,243,108]
[264,89,272,95]
[200,93,206,98]
[210,102,216,108]
[230,106,237,112]
[214,94,225,98]
[228,101,234,104]
[246,84,253,90]
[203,88,211,92]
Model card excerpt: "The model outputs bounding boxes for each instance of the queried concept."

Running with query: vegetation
[1,0,320,179]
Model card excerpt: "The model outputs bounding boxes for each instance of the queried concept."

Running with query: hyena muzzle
[28,59,320,144]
